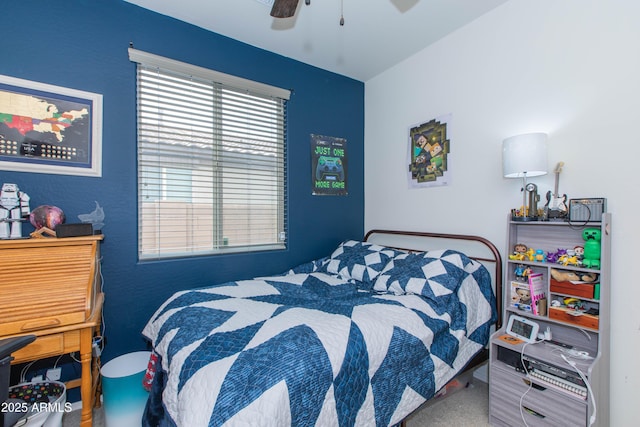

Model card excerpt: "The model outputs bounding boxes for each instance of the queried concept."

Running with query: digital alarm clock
[506,315,540,343]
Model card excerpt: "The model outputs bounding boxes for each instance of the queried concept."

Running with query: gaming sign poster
[311,134,348,196]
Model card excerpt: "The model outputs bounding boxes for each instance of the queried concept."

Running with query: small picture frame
[0,74,102,177]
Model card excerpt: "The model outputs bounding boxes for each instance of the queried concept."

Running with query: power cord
[577,327,593,341]
[518,338,547,427]
[561,353,597,426]
[91,255,106,358]
[19,360,37,383]
[517,329,595,426]
[564,348,592,360]
[567,200,592,229]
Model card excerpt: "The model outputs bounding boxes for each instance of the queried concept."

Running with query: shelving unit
[489,213,610,427]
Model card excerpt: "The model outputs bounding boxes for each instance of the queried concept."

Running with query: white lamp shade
[502,132,548,178]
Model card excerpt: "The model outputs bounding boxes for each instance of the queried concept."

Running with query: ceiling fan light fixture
[270,0,300,18]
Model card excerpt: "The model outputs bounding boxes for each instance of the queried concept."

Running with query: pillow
[373,249,472,297]
[286,257,329,275]
[321,240,401,285]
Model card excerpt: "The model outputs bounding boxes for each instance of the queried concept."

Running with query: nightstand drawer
[490,364,587,427]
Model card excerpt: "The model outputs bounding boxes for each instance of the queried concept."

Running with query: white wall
[365,0,639,425]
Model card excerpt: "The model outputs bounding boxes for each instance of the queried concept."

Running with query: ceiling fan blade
[270,0,300,18]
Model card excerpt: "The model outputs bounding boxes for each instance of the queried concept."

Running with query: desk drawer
[11,331,80,364]
[1,311,86,336]
[490,364,587,427]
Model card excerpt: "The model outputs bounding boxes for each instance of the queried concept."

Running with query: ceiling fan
[270,0,311,18]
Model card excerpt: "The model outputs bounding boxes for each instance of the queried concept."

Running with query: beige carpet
[62,406,105,427]
[406,380,491,427]
[62,381,490,426]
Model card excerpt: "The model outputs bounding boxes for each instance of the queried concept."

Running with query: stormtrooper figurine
[0,183,30,238]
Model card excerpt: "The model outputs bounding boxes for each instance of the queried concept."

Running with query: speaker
[55,223,94,237]
[569,198,605,222]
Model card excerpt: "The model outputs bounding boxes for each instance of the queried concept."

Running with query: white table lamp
[503,133,548,220]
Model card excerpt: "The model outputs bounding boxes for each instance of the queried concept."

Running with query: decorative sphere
[29,205,66,230]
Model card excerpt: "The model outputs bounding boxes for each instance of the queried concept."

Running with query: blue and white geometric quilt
[142,246,496,427]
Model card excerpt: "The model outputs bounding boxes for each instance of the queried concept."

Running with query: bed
[141,230,502,426]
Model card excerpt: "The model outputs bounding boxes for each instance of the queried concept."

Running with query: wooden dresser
[0,235,104,427]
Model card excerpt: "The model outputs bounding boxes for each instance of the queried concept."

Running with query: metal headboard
[363,229,503,330]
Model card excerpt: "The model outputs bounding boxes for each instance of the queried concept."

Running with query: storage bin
[549,306,599,329]
[7,381,67,427]
[101,351,151,427]
[550,278,595,299]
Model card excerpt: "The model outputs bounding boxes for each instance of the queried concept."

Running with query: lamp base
[511,215,539,222]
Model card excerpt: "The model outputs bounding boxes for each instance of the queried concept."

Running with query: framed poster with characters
[408,115,451,188]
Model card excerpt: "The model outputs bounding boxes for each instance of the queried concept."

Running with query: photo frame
[0,74,102,177]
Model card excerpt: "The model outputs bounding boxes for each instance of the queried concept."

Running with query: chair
[0,336,36,427]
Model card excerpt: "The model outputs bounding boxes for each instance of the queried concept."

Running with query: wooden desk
[0,235,104,426]
[6,293,103,426]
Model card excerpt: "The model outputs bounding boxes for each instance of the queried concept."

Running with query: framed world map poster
[0,74,102,177]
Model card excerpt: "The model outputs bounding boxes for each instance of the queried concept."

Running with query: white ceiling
[124,0,508,82]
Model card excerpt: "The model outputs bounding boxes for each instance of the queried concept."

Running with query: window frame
[130,49,290,261]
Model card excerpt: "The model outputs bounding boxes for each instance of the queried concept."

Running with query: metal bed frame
[363,229,503,412]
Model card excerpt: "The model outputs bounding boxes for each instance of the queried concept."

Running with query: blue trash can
[101,351,151,427]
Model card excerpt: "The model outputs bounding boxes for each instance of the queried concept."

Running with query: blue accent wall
[1,0,364,362]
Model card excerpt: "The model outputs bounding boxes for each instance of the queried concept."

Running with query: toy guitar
[545,162,567,218]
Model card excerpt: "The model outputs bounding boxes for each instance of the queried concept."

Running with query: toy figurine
[582,228,601,269]
[525,247,535,261]
[515,288,532,305]
[563,297,586,311]
[0,183,30,239]
[509,243,528,261]
[546,248,566,263]
[558,250,580,266]
[534,249,546,262]
[514,265,533,281]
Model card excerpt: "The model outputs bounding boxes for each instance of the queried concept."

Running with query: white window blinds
[130,49,289,260]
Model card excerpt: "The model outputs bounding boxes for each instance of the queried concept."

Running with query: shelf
[490,213,610,426]
[550,292,599,304]
[506,259,601,275]
[508,219,602,226]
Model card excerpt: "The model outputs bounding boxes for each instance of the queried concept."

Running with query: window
[129,49,289,260]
